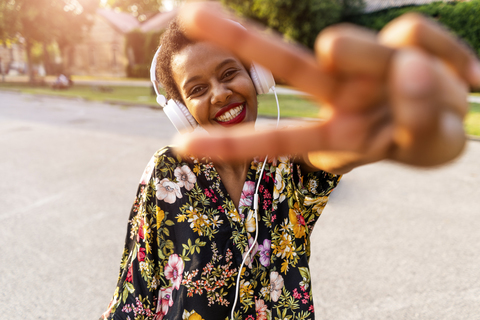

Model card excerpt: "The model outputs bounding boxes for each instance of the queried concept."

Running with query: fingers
[177,2,336,103]
[174,123,331,162]
[379,12,480,88]
[313,24,395,111]
[315,24,394,78]
[389,48,468,166]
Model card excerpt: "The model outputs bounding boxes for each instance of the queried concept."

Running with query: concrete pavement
[1,91,479,319]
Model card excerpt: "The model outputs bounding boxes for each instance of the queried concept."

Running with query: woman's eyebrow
[183,75,202,92]
[215,58,238,72]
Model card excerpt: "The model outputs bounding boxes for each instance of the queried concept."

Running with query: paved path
[1,91,479,319]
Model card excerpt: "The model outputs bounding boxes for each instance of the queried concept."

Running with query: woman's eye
[190,86,205,96]
[223,69,237,80]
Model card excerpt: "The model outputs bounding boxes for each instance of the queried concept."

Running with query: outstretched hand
[175,2,479,171]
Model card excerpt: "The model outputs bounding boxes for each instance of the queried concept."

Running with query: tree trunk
[25,39,35,84]
[42,42,51,75]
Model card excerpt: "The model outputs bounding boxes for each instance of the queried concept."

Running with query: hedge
[347,0,480,56]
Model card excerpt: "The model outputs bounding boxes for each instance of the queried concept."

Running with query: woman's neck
[214,159,250,209]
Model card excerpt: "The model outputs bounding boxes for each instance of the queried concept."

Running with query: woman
[102,4,475,318]
[101,20,342,320]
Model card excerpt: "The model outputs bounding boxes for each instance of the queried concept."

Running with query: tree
[0,0,98,83]
[105,0,164,21]
[222,0,364,48]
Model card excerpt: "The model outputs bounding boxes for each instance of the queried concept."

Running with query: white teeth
[216,104,244,122]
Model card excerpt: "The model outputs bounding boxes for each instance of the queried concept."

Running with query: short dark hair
[156,20,194,103]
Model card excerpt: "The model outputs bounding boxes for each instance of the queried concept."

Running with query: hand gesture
[175,2,479,171]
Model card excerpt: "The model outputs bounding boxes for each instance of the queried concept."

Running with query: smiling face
[171,42,258,131]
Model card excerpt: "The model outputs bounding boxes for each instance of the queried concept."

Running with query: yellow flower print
[186,207,209,235]
[227,209,241,223]
[188,313,204,320]
[273,171,286,203]
[240,280,254,300]
[156,206,165,229]
[273,225,295,260]
[245,209,256,233]
[193,164,201,175]
[277,156,289,172]
[289,203,306,239]
[182,309,205,320]
[304,196,329,215]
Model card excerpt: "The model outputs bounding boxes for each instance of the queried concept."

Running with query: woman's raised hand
[175,2,479,168]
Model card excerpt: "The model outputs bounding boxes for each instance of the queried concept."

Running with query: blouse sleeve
[291,161,342,231]
[101,154,160,320]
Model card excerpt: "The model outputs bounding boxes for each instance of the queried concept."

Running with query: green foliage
[222,0,364,48]
[348,0,480,56]
[124,30,163,78]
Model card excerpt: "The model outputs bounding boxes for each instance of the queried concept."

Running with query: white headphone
[150,45,276,133]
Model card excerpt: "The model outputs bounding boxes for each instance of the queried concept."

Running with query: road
[1,90,479,319]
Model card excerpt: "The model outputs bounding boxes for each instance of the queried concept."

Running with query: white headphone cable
[230,88,280,320]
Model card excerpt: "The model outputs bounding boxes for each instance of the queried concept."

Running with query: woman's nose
[210,81,232,105]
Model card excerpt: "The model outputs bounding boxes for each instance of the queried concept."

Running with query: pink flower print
[139,156,155,185]
[156,178,182,204]
[239,181,255,208]
[255,299,268,320]
[156,286,174,316]
[126,265,133,282]
[298,214,305,226]
[137,218,145,241]
[138,247,146,262]
[174,165,196,191]
[204,188,212,197]
[153,312,164,320]
[293,288,302,300]
[164,254,184,290]
[309,305,314,312]
[270,271,284,302]
[263,171,270,183]
[258,239,271,267]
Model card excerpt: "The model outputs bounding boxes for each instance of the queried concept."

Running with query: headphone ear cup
[163,100,198,133]
[250,63,275,95]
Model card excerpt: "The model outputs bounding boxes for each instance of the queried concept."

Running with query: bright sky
[99,0,175,11]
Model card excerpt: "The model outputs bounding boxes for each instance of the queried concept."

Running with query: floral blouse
[101,146,341,320]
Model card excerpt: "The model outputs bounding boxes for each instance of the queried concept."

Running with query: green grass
[0,82,159,105]
[1,82,479,136]
[257,94,319,118]
[466,103,480,136]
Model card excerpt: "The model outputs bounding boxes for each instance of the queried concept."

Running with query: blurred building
[66,8,175,78]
